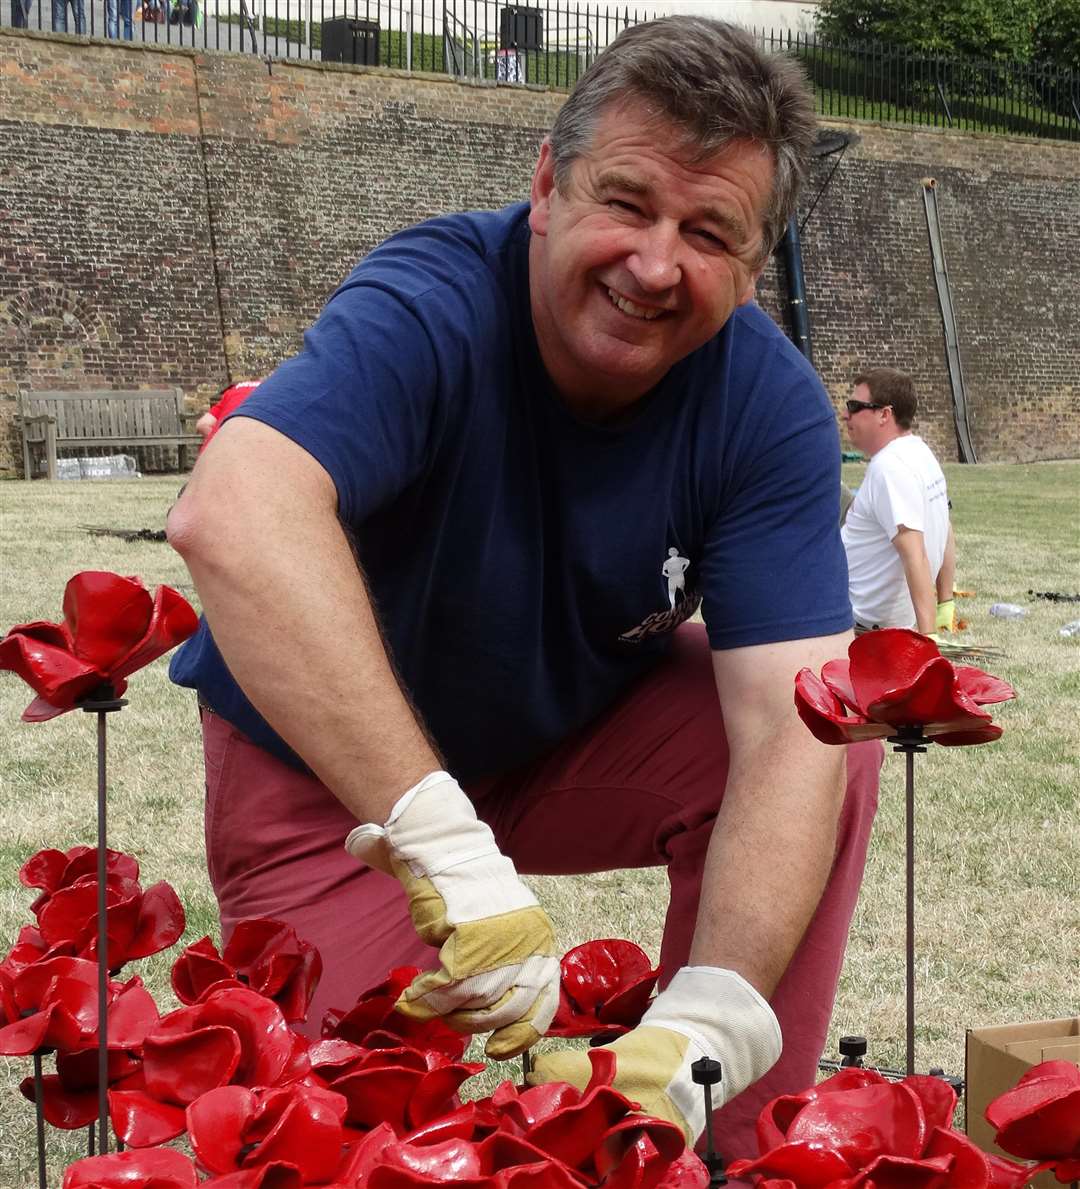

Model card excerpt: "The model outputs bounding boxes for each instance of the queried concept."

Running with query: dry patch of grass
[0,463,1077,1180]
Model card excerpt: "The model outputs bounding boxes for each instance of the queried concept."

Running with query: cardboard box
[966,1017,1080,1189]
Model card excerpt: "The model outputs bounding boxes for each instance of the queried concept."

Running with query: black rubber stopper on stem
[839,1035,868,1066]
[691,1057,726,1185]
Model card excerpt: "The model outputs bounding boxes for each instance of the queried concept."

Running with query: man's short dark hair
[854,368,917,429]
[547,17,818,265]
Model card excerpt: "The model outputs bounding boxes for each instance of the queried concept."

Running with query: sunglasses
[845,399,890,416]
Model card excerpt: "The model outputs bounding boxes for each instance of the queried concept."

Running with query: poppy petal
[109,1087,189,1147]
[953,666,1016,706]
[110,582,199,681]
[0,627,103,709]
[795,669,889,745]
[62,572,153,672]
[61,1146,199,1188]
[126,881,186,960]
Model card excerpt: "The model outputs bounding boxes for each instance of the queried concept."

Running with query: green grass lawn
[0,462,1077,1182]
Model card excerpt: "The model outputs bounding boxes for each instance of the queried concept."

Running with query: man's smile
[605,286,669,321]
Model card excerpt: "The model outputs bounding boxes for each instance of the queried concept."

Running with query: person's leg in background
[200,709,438,1036]
[50,0,66,32]
[120,0,133,37]
[470,623,882,1162]
[11,0,32,27]
[105,0,117,38]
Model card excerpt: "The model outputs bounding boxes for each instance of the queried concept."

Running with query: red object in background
[199,380,262,451]
[171,918,323,1024]
[986,1060,1080,1183]
[794,628,1014,747]
[547,938,660,1040]
[0,571,198,721]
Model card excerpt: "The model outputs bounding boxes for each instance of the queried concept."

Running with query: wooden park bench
[17,388,202,480]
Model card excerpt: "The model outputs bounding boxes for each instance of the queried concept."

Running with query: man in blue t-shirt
[168,16,881,1159]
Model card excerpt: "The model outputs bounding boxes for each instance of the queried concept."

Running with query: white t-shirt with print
[842,434,950,628]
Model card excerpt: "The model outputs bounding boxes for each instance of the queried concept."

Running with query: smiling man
[167,17,881,1161]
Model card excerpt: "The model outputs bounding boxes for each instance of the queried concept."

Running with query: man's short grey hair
[548,16,818,262]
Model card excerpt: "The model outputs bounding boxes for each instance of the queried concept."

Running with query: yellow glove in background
[527,966,781,1145]
[345,771,560,1060]
[936,599,956,632]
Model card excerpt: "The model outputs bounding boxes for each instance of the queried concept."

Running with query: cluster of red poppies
[0,845,185,1128]
[0,866,706,1188]
[728,1062,1080,1189]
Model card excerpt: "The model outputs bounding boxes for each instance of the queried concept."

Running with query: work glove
[936,599,956,632]
[345,771,560,1060]
[527,966,781,1145]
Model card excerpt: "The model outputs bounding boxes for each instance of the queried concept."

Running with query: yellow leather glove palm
[528,967,781,1146]
[346,772,560,1060]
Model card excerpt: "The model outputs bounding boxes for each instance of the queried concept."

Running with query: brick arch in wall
[1,281,116,393]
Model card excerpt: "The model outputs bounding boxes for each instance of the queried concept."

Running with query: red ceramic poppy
[16,972,158,1124]
[547,939,661,1040]
[323,966,468,1059]
[20,845,140,913]
[308,1036,484,1135]
[794,629,1014,747]
[20,1047,142,1128]
[731,1068,1031,1189]
[110,986,311,1148]
[171,918,322,1024]
[985,1059,1080,1178]
[61,1146,199,1188]
[0,955,105,1055]
[187,1082,348,1182]
[0,571,198,721]
[33,871,185,973]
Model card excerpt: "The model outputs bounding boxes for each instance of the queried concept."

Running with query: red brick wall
[1,29,1077,473]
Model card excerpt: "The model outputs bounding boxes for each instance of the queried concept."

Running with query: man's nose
[627,221,682,291]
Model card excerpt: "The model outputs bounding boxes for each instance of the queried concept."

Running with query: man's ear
[737,265,764,308]
[528,139,556,237]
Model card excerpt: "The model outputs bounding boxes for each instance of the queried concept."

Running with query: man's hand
[346,771,560,1060]
[527,967,781,1145]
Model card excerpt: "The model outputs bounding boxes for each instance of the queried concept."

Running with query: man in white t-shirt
[841,369,956,635]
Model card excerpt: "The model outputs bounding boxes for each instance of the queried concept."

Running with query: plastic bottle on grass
[1059,620,1080,637]
[989,603,1027,620]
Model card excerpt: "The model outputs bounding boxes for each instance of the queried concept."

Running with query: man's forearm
[167,418,440,825]
[687,724,846,997]
[893,529,937,633]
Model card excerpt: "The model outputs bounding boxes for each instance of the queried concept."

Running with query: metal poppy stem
[888,727,926,1077]
[81,686,127,1157]
[34,1050,47,1189]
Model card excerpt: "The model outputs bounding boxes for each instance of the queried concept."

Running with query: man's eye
[609,199,641,214]
[693,229,726,249]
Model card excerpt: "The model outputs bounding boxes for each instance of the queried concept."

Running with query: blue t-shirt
[171,203,850,781]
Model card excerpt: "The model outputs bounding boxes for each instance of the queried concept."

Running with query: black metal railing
[4,0,1078,141]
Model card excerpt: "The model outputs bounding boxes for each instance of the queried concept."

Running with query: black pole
[82,687,127,1156]
[905,745,915,1075]
[888,727,926,1077]
[96,707,110,1153]
[34,1050,47,1189]
[778,215,812,363]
